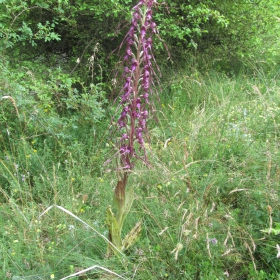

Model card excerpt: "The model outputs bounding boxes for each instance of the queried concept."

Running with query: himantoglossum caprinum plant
[106,0,163,256]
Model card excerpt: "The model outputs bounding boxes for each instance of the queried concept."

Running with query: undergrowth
[0,63,280,279]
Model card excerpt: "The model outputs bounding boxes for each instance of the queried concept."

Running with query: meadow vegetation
[0,0,280,279]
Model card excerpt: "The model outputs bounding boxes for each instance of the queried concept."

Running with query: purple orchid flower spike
[107,0,163,257]
[116,0,160,176]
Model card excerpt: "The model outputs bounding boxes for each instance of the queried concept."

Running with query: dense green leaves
[1,0,279,74]
[204,0,280,60]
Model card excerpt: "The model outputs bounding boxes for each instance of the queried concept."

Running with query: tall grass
[0,65,279,279]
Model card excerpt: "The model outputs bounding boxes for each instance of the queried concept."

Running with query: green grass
[1,64,280,279]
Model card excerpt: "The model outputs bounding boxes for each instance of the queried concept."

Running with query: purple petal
[146,11,152,21]
[126,48,132,56]
[141,110,148,117]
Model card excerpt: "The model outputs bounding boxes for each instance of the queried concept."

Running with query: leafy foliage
[201,0,280,63]
[2,0,279,79]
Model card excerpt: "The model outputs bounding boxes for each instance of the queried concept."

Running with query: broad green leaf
[117,186,134,233]
[106,206,122,255]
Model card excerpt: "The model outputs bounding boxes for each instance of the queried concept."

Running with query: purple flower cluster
[209,238,218,245]
[117,0,158,171]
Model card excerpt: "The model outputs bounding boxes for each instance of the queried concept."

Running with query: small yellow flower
[79,208,85,213]
[33,149,37,153]
[71,177,75,181]
[50,274,55,279]
[13,240,19,243]
[157,184,162,190]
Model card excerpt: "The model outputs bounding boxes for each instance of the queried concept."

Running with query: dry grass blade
[245,242,256,271]
[206,233,212,258]
[60,265,127,280]
[228,188,248,194]
[1,95,20,117]
[37,204,125,257]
